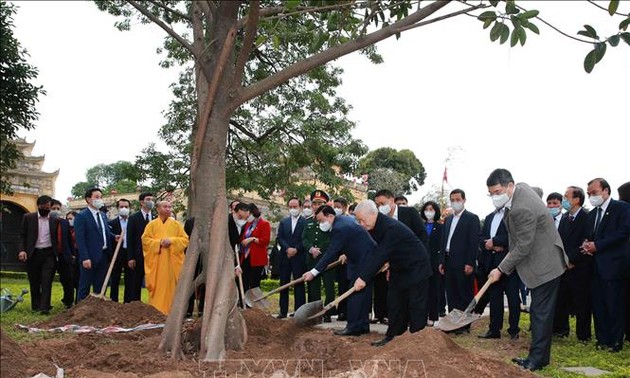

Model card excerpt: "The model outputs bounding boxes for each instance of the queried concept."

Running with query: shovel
[253,259,343,303]
[92,229,125,300]
[245,287,270,310]
[234,246,247,310]
[437,274,497,332]
[294,263,389,326]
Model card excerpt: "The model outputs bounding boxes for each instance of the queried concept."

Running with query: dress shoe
[334,328,364,336]
[40,309,50,315]
[522,362,543,371]
[337,313,347,321]
[511,357,528,367]
[553,331,568,338]
[510,333,520,340]
[478,331,500,339]
[323,315,332,323]
[379,318,389,325]
[451,328,470,335]
[276,313,287,319]
[371,336,394,347]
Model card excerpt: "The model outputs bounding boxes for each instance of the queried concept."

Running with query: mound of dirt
[37,296,166,328]
[1,328,56,378]
[5,306,535,377]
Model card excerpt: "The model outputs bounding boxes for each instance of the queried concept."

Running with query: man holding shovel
[303,205,376,336]
[353,200,432,347]
[486,169,568,372]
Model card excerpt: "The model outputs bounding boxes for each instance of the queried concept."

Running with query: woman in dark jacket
[420,201,444,325]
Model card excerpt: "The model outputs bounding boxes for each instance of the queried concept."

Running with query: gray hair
[354,200,378,216]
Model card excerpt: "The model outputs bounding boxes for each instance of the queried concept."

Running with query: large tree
[95,0,629,360]
[358,147,426,194]
[0,1,45,195]
[71,160,141,198]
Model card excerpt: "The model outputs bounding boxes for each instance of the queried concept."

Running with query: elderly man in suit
[582,178,630,352]
[304,205,376,337]
[486,169,568,371]
[74,188,118,301]
[276,197,307,318]
[18,195,58,314]
[353,200,432,347]
[439,188,481,334]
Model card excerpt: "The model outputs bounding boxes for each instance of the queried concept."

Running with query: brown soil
[1,301,535,378]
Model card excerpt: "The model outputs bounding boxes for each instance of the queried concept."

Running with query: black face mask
[38,208,50,217]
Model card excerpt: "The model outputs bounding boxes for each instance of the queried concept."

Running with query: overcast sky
[12,1,629,217]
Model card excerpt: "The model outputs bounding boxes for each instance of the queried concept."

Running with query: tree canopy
[71,160,141,198]
[0,2,45,195]
[358,147,426,194]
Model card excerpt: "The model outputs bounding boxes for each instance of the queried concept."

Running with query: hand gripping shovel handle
[98,229,125,298]
[234,246,247,310]
[463,273,497,314]
[255,258,343,302]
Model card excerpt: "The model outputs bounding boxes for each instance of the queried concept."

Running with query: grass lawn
[2,275,629,377]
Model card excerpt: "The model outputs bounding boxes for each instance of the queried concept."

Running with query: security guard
[302,190,336,322]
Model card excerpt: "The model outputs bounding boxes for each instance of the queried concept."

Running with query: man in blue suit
[304,205,376,336]
[276,197,307,318]
[74,188,117,301]
[582,178,630,352]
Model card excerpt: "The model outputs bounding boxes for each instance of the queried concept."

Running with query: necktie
[594,207,602,234]
[145,213,149,223]
[96,213,106,248]
[569,215,574,222]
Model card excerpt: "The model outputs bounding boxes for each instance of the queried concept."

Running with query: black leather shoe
[553,332,569,338]
[371,336,394,347]
[323,315,332,323]
[276,313,287,319]
[478,331,500,339]
[510,333,520,340]
[522,362,543,371]
[334,328,363,336]
[511,357,528,367]
[379,318,389,325]
[337,313,347,321]
[451,327,470,335]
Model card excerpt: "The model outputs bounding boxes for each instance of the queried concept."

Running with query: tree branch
[398,3,487,33]
[234,0,453,108]
[127,0,194,55]
[587,0,627,16]
[147,0,191,21]
[234,1,260,86]
[229,119,281,144]
[514,4,593,44]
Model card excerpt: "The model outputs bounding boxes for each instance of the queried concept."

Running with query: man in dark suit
[476,207,521,340]
[553,186,592,341]
[439,189,480,333]
[353,200,432,347]
[229,200,249,250]
[276,197,307,318]
[304,205,376,336]
[75,188,117,301]
[582,178,630,352]
[617,181,630,344]
[50,199,75,308]
[17,195,58,313]
[487,169,568,371]
[124,192,154,302]
[373,189,428,324]
[108,198,131,303]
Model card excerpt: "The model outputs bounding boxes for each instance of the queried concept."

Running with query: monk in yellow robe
[142,201,189,315]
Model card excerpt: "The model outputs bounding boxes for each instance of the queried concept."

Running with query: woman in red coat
[240,203,271,290]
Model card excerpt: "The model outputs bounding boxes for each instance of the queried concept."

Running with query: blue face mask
[562,199,571,211]
[548,207,561,217]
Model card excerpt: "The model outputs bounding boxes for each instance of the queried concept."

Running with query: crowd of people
[17,169,630,371]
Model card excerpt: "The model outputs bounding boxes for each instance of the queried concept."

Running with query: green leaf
[620,18,630,31]
[490,22,503,42]
[518,27,527,46]
[478,11,497,20]
[483,18,493,29]
[521,10,539,19]
[285,0,300,10]
[489,0,500,6]
[608,0,619,16]
[584,49,597,73]
[510,15,521,29]
[272,35,280,49]
[583,24,599,39]
[500,24,510,44]
[594,42,607,63]
[526,22,540,35]
[608,34,620,46]
[506,2,519,15]
[621,32,630,45]
[510,28,519,47]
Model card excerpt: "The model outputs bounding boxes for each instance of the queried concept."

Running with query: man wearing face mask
[125,192,154,302]
[582,178,630,353]
[75,188,118,301]
[546,192,563,230]
[303,205,377,336]
[50,199,74,309]
[438,188,481,334]
[229,201,250,250]
[302,190,335,321]
[18,195,59,314]
[486,169,568,371]
[108,198,131,303]
[552,186,592,341]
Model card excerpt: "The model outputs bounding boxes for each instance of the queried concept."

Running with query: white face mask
[319,221,332,232]
[378,204,391,215]
[451,201,464,213]
[247,214,255,223]
[334,208,343,216]
[302,208,313,217]
[424,211,435,220]
[235,219,247,227]
[492,193,510,209]
[68,219,74,227]
[289,208,300,217]
[589,195,604,207]
[92,199,104,210]
[118,207,130,217]
[50,210,62,218]
[145,200,155,210]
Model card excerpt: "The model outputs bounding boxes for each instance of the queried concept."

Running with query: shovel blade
[245,288,271,310]
[437,309,482,332]
[293,300,324,326]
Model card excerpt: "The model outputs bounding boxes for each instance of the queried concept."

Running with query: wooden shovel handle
[234,246,247,310]
[98,229,125,297]
[321,262,389,312]
[474,273,498,303]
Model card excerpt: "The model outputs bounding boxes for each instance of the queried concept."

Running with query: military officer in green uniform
[302,190,337,322]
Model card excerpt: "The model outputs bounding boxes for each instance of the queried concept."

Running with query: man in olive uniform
[302,190,337,322]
